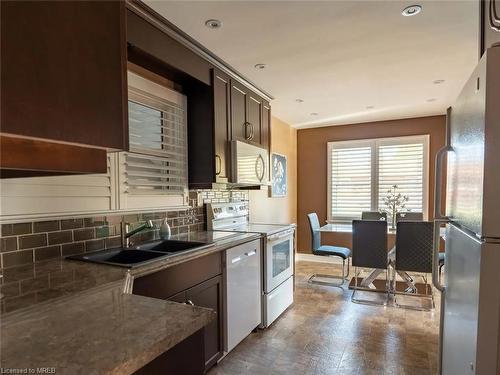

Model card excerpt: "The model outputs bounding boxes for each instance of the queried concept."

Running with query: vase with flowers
[380,185,410,230]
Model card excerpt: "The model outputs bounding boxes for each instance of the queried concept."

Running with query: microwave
[231,141,269,186]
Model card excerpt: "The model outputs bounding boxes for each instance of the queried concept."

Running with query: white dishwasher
[225,239,262,353]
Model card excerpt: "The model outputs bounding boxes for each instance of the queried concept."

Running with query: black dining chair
[307,213,351,287]
[351,220,389,305]
[393,221,435,310]
[361,211,387,221]
[396,212,423,222]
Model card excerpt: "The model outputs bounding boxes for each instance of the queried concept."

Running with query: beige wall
[249,116,297,225]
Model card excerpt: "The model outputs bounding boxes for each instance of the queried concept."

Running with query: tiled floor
[209,260,440,375]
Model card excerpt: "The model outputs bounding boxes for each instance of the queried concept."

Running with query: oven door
[265,229,294,293]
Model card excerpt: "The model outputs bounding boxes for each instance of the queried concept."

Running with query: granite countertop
[0,231,261,374]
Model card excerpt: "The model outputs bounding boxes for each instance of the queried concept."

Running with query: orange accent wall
[297,115,446,253]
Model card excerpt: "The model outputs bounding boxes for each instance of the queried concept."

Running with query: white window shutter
[328,136,428,222]
[329,144,372,220]
[119,71,188,210]
[0,155,115,219]
[378,142,425,215]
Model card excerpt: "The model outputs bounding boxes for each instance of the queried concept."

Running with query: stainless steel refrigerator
[433,45,500,374]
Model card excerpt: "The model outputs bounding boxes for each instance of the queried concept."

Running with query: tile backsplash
[0,189,248,269]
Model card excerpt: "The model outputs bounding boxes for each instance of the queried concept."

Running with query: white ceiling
[145,0,479,128]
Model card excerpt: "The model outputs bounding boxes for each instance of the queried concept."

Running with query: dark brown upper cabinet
[127,9,211,86]
[230,81,250,142]
[213,70,232,182]
[1,1,128,151]
[186,70,224,189]
[247,94,263,144]
[230,80,270,148]
[0,1,127,177]
[481,0,500,57]
[188,69,272,188]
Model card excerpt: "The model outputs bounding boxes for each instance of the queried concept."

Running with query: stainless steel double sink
[67,239,213,268]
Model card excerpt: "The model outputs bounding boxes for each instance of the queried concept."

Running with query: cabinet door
[230,81,250,142]
[213,70,231,181]
[1,1,128,150]
[261,101,271,151]
[482,0,500,56]
[247,94,263,144]
[186,275,223,371]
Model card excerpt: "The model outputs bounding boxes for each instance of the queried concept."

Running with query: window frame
[327,135,429,223]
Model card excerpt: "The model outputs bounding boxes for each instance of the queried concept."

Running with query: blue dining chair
[307,213,351,287]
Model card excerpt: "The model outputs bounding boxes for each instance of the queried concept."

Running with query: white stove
[206,202,295,328]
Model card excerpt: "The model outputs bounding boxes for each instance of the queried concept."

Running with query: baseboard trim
[296,253,343,264]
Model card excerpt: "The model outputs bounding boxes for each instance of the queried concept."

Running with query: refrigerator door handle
[432,220,446,292]
[433,109,452,292]
[433,141,451,292]
[434,147,453,220]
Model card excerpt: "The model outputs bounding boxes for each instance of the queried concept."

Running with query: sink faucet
[121,220,155,248]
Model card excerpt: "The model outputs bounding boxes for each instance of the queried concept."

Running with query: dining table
[319,222,446,290]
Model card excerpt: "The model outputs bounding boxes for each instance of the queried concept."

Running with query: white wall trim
[296,253,343,264]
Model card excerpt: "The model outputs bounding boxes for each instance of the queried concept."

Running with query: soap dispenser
[159,218,171,240]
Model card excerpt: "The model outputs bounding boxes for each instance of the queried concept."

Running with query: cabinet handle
[490,0,500,31]
[249,123,255,140]
[231,256,242,264]
[245,250,257,257]
[186,300,195,306]
[215,155,222,175]
[244,122,252,140]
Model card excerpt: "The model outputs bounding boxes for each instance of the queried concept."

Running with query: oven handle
[267,229,294,242]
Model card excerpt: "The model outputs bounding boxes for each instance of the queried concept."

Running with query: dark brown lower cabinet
[133,328,204,375]
[186,276,223,370]
[133,253,224,372]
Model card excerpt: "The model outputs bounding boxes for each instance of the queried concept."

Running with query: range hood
[230,141,270,188]
[0,135,107,178]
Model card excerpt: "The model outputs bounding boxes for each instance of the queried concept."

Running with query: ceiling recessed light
[433,79,445,84]
[402,5,422,17]
[205,19,222,29]
[366,105,375,110]
[426,98,437,102]
[254,63,266,70]
[295,99,304,103]
[310,112,319,116]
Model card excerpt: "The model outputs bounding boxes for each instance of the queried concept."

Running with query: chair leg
[351,266,389,306]
[308,256,347,288]
[394,273,435,311]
